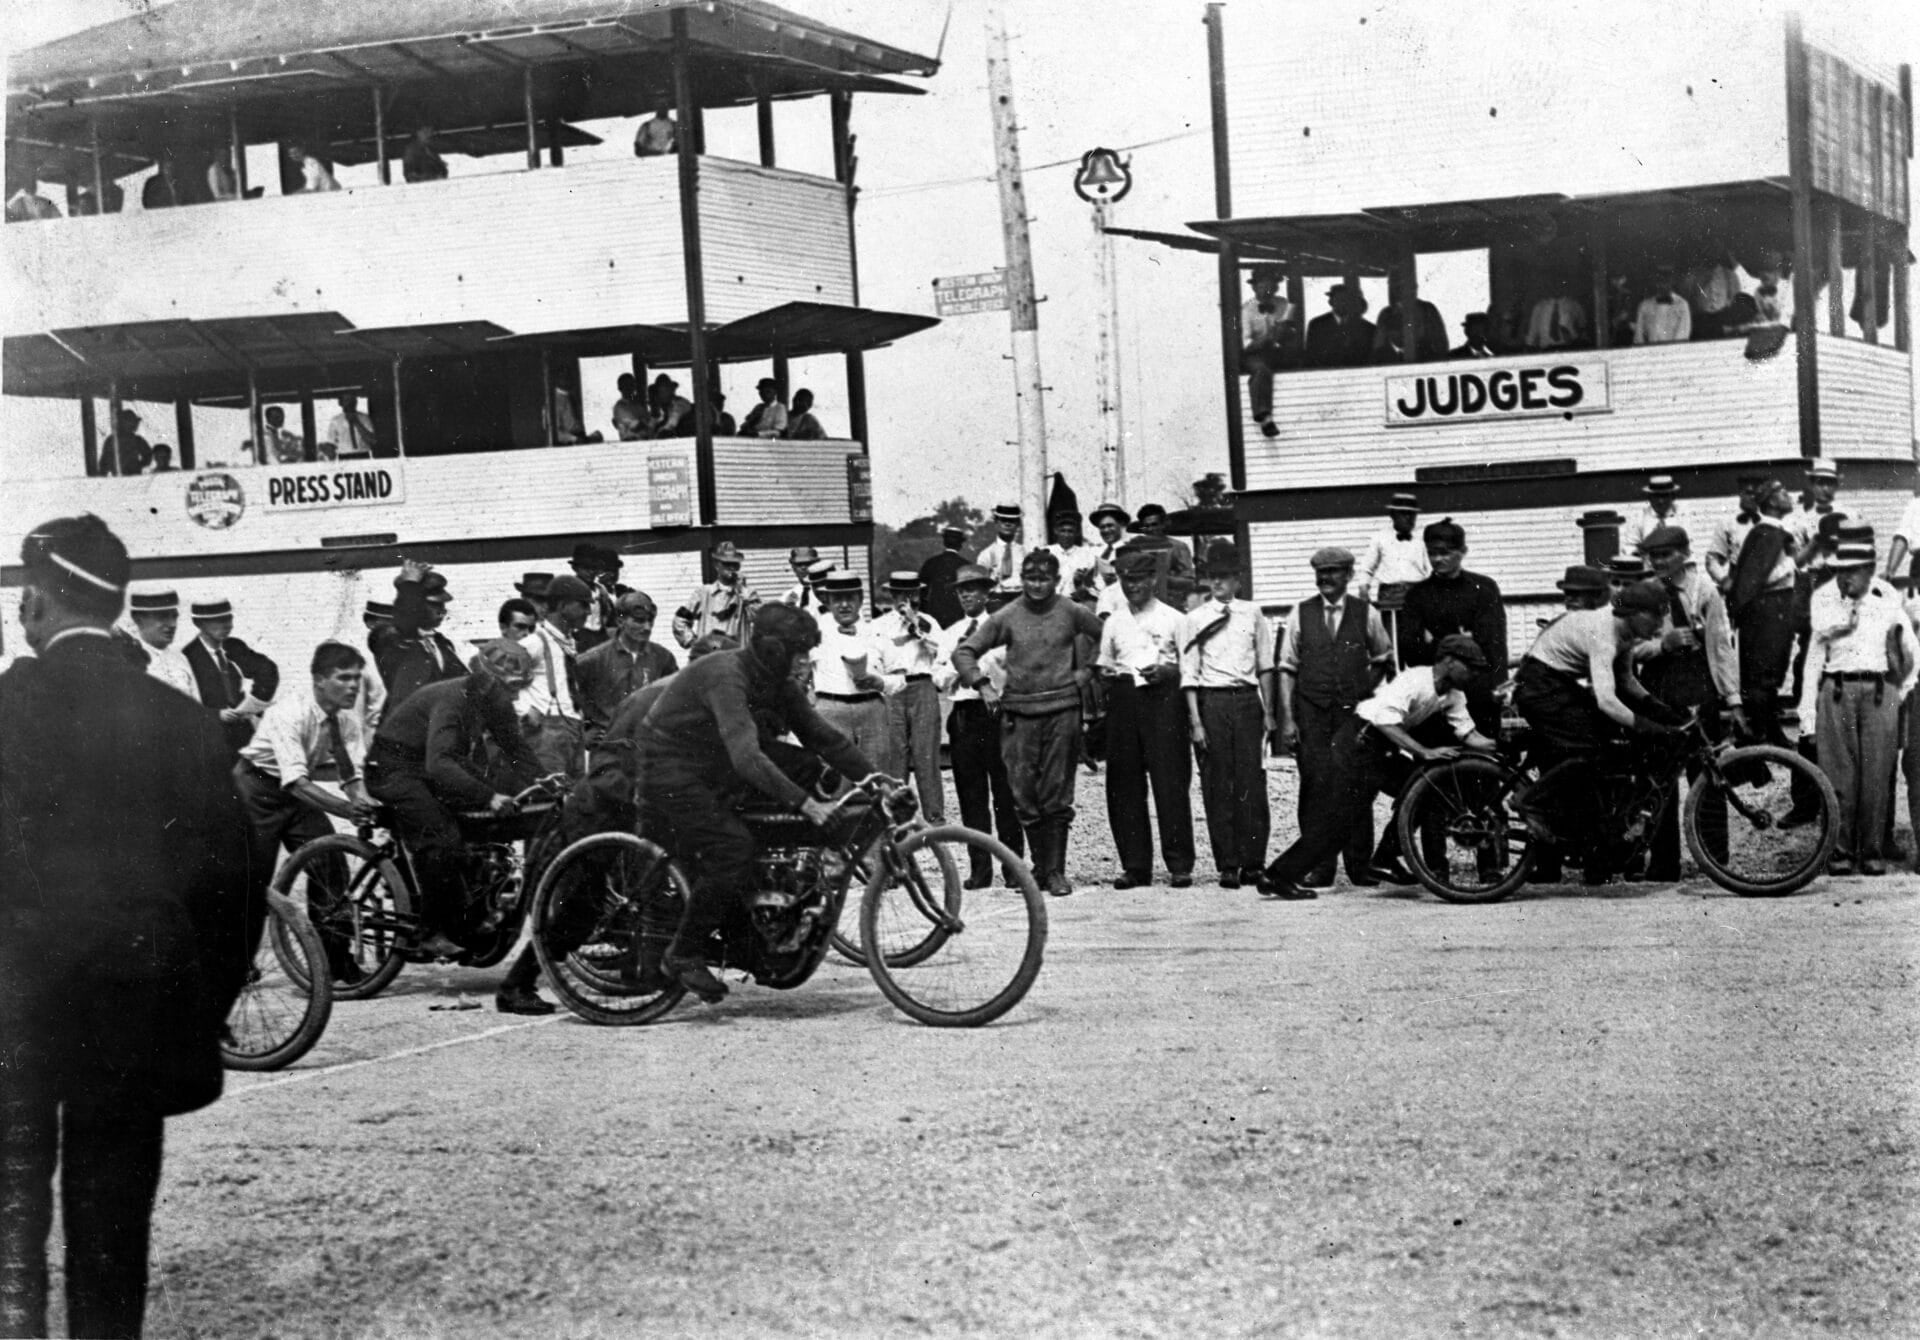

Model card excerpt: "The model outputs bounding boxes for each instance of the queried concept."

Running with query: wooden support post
[174,398,195,469]
[673,9,716,525]
[845,351,868,449]
[80,397,98,477]
[89,119,105,212]
[757,94,775,167]
[1590,221,1611,349]
[547,116,565,167]
[1826,204,1847,336]
[771,354,790,403]
[540,348,555,445]
[630,353,648,389]
[524,67,539,169]
[1894,227,1912,355]
[1285,262,1305,326]
[248,371,263,466]
[391,359,407,457]
[373,87,390,185]
[1205,3,1245,492]
[1785,13,1822,460]
[1400,249,1419,364]
[1861,219,1880,345]
[106,385,123,476]
[300,392,317,461]
[230,107,248,195]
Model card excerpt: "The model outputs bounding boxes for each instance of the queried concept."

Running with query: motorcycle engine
[749,847,827,954]
[468,843,521,911]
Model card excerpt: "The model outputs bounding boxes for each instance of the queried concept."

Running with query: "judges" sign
[1383,357,1612,427]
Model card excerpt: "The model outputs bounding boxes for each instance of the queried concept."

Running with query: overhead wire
[862,127,1205,200]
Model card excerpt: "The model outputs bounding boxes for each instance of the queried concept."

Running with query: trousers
[816,697,896,780]
[0,1086,165,1340]
[1817,676,1899,862]
[1734,588,1796,746]
[524,714,586,780]
[1264,717,1396,886]
[887,678,945,821]
[232,761,354,972]
[1104,679,1195,879]
[1294,696,1372,882]
[1002,705,1082,827]
[1195,687,1270,872]
[949,699,1023,877]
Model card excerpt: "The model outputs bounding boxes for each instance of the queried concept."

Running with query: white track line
[230,1016,565,1097]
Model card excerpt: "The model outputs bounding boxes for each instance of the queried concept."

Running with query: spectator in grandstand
[1242,265,1292,438]
[648,375,694,437]
[402,124,449,183]
[1306,283,1376,368]
[1449,312,1497,359]
[550,385,602,445]
[285,142,339,194]
[1524,287,1588,350]
[102,408,151,476]
[741,378,788,438]
[325,395,375,459]
[612,373,651,439]
[1372,294,1448,363]
[784,388,828,440]
[1634,267,1692,345]
[149,445,175,471]
[262,405,302,464]
[1681,249,1743,339]
[634,103,678,157]
[709,389,738,436]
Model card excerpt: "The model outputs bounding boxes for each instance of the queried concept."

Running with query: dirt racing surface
[56,770,1920,1338]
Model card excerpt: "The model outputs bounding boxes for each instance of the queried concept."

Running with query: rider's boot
[494,945,556,1015]
[660,946,728,1003]
[1050,820,1074,896]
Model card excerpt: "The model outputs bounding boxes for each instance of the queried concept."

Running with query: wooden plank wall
[696,160,855,321]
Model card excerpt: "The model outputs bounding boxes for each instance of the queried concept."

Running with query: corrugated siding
[697,160,854,322]
[6,156,849,337]
[1222,5,1787,219]
[1,443,668,561]
[711,439,860,526]
[1816,338,1915,456]
[1245,342,1801,491]
[1251,485,1917,615]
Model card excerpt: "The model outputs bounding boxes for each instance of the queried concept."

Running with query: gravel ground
[44,763,1920,1338]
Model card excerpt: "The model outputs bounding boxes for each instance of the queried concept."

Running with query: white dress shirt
[239,689,366,786]
[982,537,1027,589]
[1355,665,1476,740]
[1621,503,1693,556]
[871,608,942,679]
[934,612,1000,700]
[813,620,900,697]
[325,410,375,458]
[518,621,581,720]
[1635,294,1692,345]
[1180,598,1276,688]
[1798,577,1917,724]
[1096,599,1185,685]
[140,641,198,699]
[1356,529,1431,598]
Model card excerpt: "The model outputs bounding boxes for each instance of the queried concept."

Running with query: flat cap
[1309,546,1356,570]
[1434,633,1488,669]
[1638,525,1690,554]
[1612,580,1669,616]
[545,574,593,604]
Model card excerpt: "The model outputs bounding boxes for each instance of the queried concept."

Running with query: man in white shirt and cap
[1799,537,1914,875]
[1181,541,1277,888]
[872,573,946,822]
[810,569,902,776]
[1620,474,1690,557]
[126,589,198,698]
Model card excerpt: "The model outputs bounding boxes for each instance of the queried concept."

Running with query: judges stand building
[1130,6,1912,642]
[1,0,939,662]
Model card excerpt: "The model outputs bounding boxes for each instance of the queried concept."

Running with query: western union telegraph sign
[933,270,1010,316]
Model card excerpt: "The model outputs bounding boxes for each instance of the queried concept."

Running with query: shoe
[1218,868,1241,889]
[1112,871,1150,890]
[1348,871,1381,888]
[418,931,465,959]
[1169,874,1194,889]
[494,984,556,1016]
[1367,862,1418,887]
[661,952,730,1003]
[1258,417,1279,439]
[1827,855,1855,877]
[964,872,992,890]
[1045,872,1074,897]
[1255,876,1317,901]
[1859,857,1887,876]
[331,957,367,988]
[1298,875,1332,890]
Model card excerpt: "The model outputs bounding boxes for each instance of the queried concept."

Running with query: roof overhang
[707,301,940,360]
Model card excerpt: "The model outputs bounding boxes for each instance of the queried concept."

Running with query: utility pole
[985,1,1048,543]
[1092,195,1126,506]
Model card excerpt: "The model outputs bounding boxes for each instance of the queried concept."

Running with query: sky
[5,0,1917,525]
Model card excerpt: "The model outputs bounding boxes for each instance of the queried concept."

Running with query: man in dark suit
[1,514,257,1340]
[373,567,463,711]
[1305,282,1377,368]
[915,525,970,628]
[182,596,279,751]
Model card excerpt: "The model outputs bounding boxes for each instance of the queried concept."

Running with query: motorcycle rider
[635,603,874,1003]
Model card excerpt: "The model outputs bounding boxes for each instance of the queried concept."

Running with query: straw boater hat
[820,568,863,595]
[190,599,234,622]
[1642,474,1680,496]
[1088,502,1131,528]
[1605,554,1652,582]
[1832,539,1876,568]
[806,557,835,585]
[992,504,1022,522]
[1386,492,1419,513]
[1805,461,1841,482]
[952,563,993,588]
[885,571,924,594]
[364,599,395,621]
[128,590,180,615]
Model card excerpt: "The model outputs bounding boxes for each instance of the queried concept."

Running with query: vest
[1295,598,1374,709]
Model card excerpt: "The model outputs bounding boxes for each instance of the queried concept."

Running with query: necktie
[216,646,239,706]
[1665,582,1689,632]
[427,637,444,673]
[325,711,357,784]
[1001,542,1013,578]
[1325,600,1340,639]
